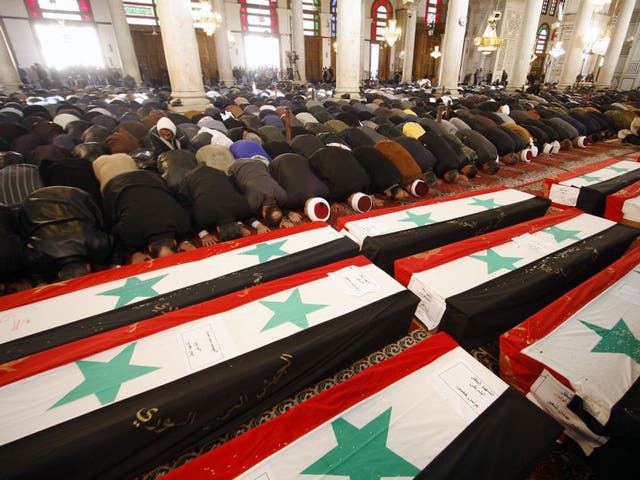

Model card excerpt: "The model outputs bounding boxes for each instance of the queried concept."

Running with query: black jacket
[177,164,252,230]
[103,170,191,250]
[148,126,191,157]
[270,153,330,209]
[20,186,112,271]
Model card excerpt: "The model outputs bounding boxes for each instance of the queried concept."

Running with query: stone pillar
[438,0,469,93]
[596,0,635,88]
[401,5,418,84]
[558,0,594,87]
[291,0,307,82]
[0,23,21,93]
[211,0,233,85]
[509,0,544,90]
[108,0,142,84]
[335,0,362,97]
[155,0,210,112]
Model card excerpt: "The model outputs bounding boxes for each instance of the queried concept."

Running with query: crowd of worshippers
[1,83,639,292]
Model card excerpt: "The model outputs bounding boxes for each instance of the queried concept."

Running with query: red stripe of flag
[604,180,640,222]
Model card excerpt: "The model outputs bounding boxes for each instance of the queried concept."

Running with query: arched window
[240,0,278,34]
[123,0,158,26]
[548,0,559,16]
[425,0,442,27]
[370,0,392,43]
[24,0,93,22]
[303,0,320,36]
[331,0,337,38]
[541,0,549,15]
[535,24,550,54]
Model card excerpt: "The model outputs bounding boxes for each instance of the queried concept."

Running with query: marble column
[211,0,233,85]
[596,0,635,88]
[0,23,21,93]
[335,0,362,97]
[401,5,417,84]
[155,0,210,112]
[558,0,594,87]
[509,0,544,90]
[108,0,142,84]
[438,0,469,93]
[291,0,307,82]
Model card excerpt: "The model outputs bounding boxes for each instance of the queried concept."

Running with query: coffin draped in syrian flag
[336,186,550,273]
[500,247,640,464]
[160,332,562,480]
[544,157,640,214]
[0,221,359,364]
[0,256,419,480]
[605,179,640,227]
[395,209,639,349]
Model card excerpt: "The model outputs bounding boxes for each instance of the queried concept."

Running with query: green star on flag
[301,408,420,480]
[468,197,501,210]
[470,248,524,274]
[50,342,159,409]
[580,319,640,364]
[607,165,631,174]
[98,274,168,308]
[239,240,289,263]
[259,288,327,332]
[577,174,602,183]
[543,225,582,243]
[398,210,436,227]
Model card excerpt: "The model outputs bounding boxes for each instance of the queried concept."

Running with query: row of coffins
[0,256,419,478]
[1,168,639,478]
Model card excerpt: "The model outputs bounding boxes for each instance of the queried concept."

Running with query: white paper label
[527,369,608,455]
[354,218,391,237]
[408,278,447,329]
[512,232,558,254]
[328,266,380,297]
[438,362,501,416]
[181,323,224,370]
[549,183,580,207]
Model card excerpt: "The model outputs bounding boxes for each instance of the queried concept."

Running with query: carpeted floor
[140,141,640,480]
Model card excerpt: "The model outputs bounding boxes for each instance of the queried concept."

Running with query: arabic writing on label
[409,279,446,329]
[549,184,579,207]
[181,323,224,370]
[328,266,380,297]
[439,362,499,415]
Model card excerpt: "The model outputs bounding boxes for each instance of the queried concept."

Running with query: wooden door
[378,43,390,81]
[304,36,322,82]
[130,26,167,85]
[195,30,219,85]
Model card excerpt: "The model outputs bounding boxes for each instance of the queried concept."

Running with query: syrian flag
[395,209,640,348]
[500,247,640,457]
[337,186,550,273]
[0,256,419,480]
[0,222,358,363]
[605,179,640,224]
[160,332,561,480]
[545,158,640,213]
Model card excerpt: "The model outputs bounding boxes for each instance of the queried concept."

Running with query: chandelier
[474,12,503,55]
[383,19,401,47]
[430,45,442,59]
[548,41,565,58]
[192,1,222,36]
